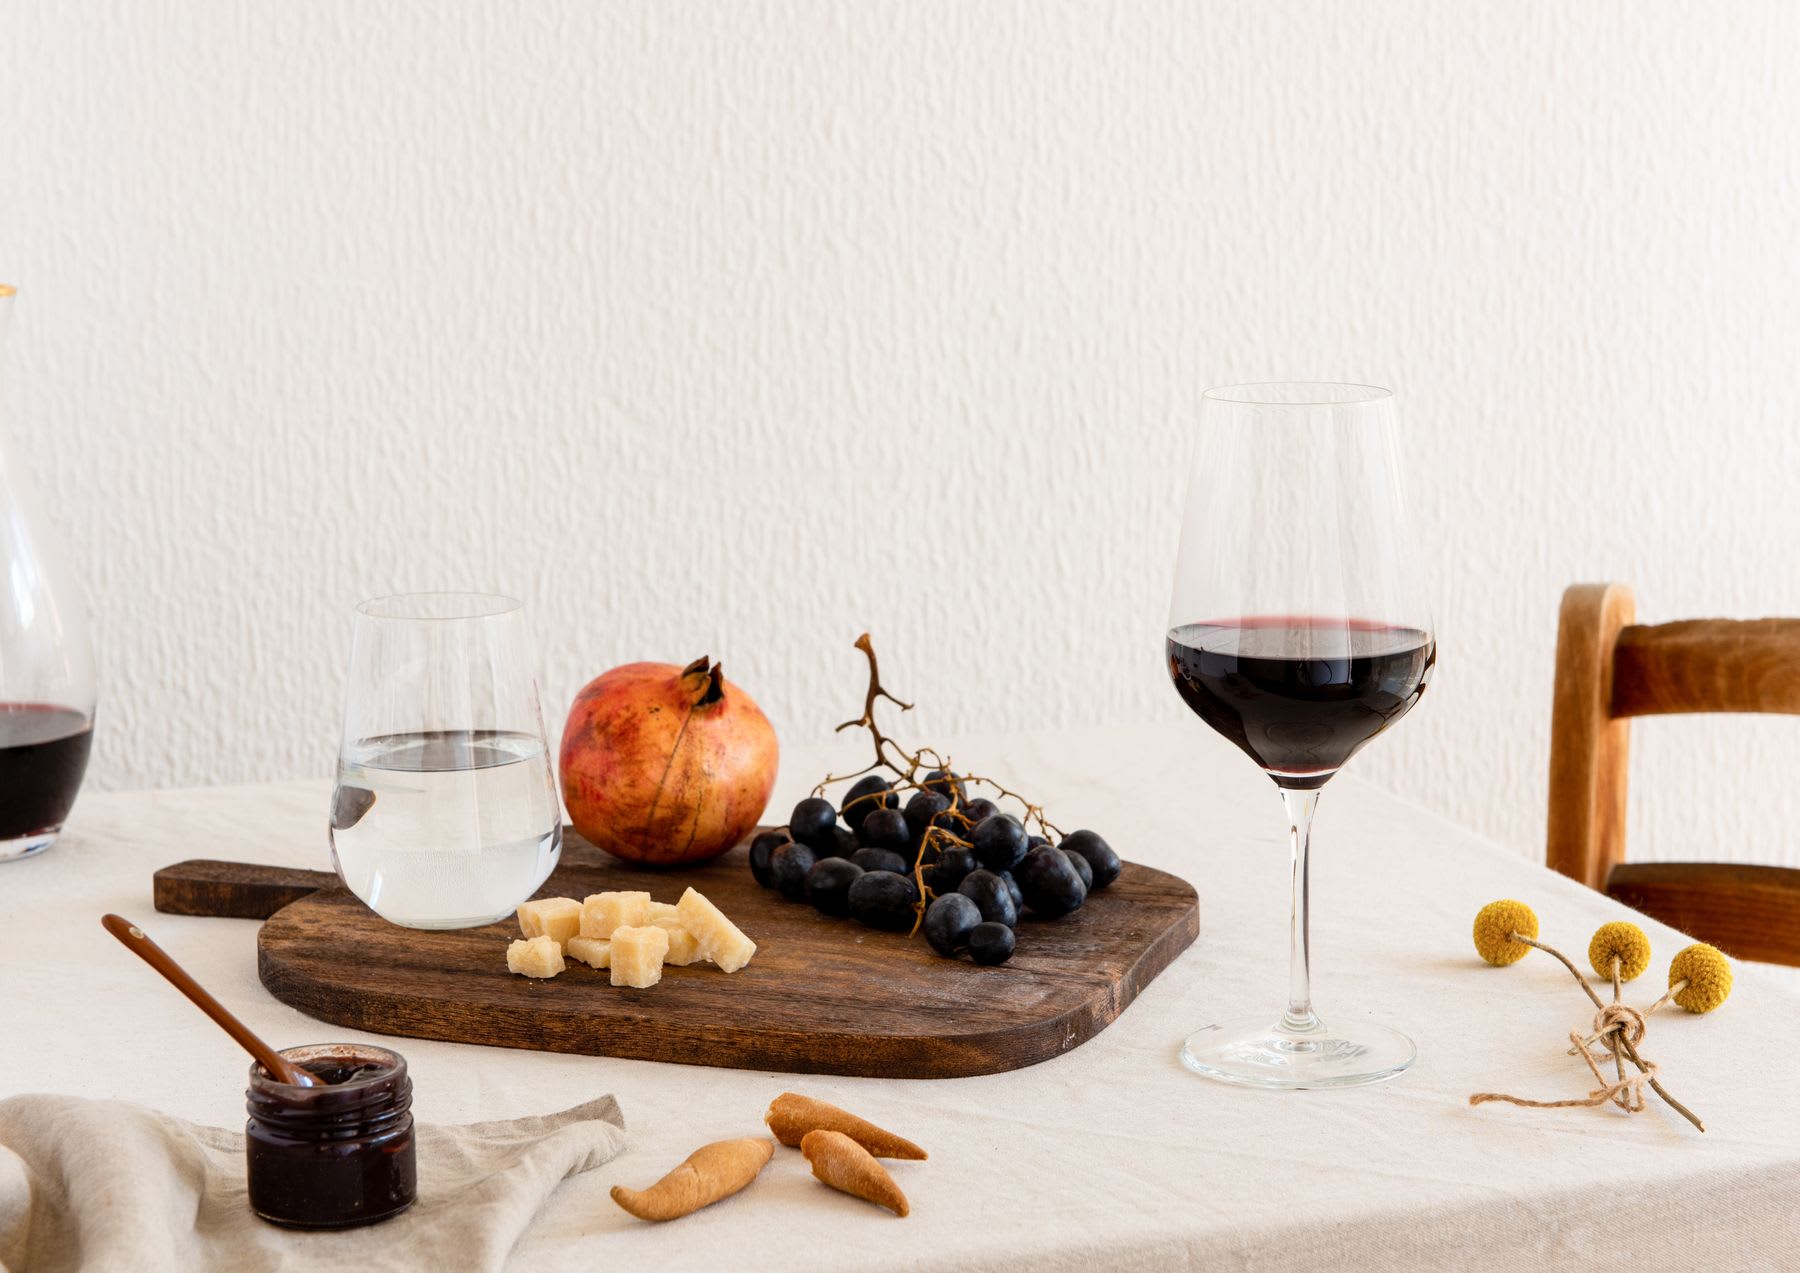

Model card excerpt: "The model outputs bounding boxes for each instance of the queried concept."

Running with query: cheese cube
[647,901,681,922]
[609,925,670,989]
[675,888,756,973]
[506,935,565,979]
[565,935,611,969]
[516,897,582,946]
[580,891,653,940]
[652,915,706,966]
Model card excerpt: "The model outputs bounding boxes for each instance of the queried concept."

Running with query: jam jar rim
[250,1042,406,1093]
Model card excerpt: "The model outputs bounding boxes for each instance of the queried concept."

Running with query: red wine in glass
[1167,618,1435,789]
[0,704,95,842]
[1166,381,1434,1090]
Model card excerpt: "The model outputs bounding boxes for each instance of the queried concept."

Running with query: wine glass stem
[1279,786,1322,1034]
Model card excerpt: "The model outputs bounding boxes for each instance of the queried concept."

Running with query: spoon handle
[101,913,314,1087]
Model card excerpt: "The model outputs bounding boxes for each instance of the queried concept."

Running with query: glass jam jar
[245,1043,417,1229]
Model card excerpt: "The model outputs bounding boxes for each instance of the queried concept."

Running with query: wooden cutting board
[154,829,1200,1079]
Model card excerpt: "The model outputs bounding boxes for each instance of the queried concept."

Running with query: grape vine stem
[809,633,1068,935]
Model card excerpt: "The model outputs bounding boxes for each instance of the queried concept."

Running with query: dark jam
[245,1044,416,1229]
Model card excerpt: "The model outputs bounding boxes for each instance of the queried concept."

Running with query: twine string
[1467,932,1705,1133]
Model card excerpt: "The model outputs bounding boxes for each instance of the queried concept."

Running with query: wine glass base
[1179,1015,1416,1090]
[0,831,59,863]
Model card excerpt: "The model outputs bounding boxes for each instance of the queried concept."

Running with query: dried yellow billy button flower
[1587,921,1651,982]
[1667,942,1733,1014]
[1473,899,1539,966]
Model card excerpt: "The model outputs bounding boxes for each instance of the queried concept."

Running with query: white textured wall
[3,1,1800,866]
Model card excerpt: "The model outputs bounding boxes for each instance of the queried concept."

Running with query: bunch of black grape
[746,768,1121,966]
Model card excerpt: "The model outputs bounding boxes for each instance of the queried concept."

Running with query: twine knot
[1571,1028,1656,1113]
[1593,1002,1646,1047]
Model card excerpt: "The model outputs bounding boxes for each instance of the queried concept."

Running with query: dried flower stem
[1508,932,1704,1133]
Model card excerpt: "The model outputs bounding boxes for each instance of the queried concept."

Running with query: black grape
[847,871,920,932]
[789,797,839,850]
[968,922,1015,966]
[922,769,967,804]
[925,845,977,894]
[961,797,1000,826]
[805,858,864,917]
[1014,846,1087,917]
[923,893,982,956]
[769,842,818,901]
[857,807,911,853]
[1060,829,1122,890]
[851,847,908,876]
[970,814,1028,873]
[998,869,1024,915]
[957,869,1018,928]
[840,775,896,832]
[1062,848,1094,891]
[822,825,858,860]
[748,829,791,888]
[904,791,950,848]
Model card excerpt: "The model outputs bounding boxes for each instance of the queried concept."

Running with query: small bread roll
[765,1092,926,1160]
[801,1130,910,1217]
[610,1137,776,1222]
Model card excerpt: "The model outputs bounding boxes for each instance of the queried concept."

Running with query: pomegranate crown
[678,656,727,706]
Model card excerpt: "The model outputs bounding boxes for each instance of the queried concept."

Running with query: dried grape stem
[809,634,1072,932]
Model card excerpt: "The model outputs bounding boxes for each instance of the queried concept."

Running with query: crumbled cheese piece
[506,935,565,979]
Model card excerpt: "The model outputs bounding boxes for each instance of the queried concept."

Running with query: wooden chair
[1546,583,1800,964]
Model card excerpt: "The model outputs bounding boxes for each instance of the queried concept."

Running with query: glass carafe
[0,285,97,861]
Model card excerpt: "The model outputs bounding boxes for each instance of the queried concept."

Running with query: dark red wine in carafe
[1167,619,1434,788]
[0,705,94,839]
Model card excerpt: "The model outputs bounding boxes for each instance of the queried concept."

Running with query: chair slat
[1611,618,1800,719]
[1605,861,1800,966]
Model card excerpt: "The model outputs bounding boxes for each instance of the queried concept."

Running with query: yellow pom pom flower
[1473,899,1539,966]
[1668,943,1733,1013]
[1587,921,1651,982]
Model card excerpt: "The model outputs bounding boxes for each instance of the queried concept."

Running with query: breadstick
[765,1092,927,1160]
[610,1137,775,1222]
[801,1130,910,1217]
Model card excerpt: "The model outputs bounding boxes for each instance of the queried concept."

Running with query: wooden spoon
[101,913,315,1087]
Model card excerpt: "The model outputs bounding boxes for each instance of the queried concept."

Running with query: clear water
[329,729,561,929]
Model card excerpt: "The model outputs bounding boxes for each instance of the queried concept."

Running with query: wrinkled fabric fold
[0,1093,625,1273]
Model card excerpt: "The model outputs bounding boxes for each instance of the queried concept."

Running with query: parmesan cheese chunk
[516,897,582,947]
[581,891,653,940]
[675,888,756,973]
[653,915,706,966]
[565,935,612,969]
[610,925,670,989]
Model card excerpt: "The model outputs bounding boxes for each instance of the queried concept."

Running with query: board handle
[153,859,339,919]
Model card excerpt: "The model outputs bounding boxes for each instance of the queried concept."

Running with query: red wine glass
[1167,382,1435,1088]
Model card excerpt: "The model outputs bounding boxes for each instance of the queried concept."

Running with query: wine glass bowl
[1167,383,1434,1089]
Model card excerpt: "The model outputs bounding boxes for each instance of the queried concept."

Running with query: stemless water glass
[1166,383,1435,1089]
[330,593,561,929]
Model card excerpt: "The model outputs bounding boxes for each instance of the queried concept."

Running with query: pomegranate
[560,657,779,865]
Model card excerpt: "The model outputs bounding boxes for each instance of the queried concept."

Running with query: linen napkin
[0,1093,626,1273]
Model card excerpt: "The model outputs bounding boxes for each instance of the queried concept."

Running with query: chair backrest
[1546,583,1800,964]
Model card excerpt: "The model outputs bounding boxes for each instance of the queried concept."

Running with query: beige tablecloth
[0,1095,625,1273]
[4,723,1799,1271]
